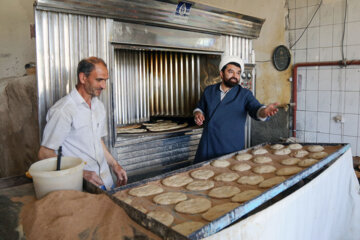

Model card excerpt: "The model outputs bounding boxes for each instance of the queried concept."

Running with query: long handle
[56,146,62,171]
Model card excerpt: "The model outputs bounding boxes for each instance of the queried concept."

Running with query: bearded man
[193,55,279,163]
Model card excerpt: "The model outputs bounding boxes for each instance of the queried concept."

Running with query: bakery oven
[35,0,264,182]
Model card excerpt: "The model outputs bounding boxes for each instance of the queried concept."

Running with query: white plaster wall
[0,0,35,79]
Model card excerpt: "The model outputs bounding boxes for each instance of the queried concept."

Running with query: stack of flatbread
[144,121,188,132]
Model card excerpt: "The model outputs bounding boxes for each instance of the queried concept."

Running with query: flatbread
[231,163,251,172]
[231,190,262,203]
[153,192,187,205]
[131,203,148,213]
[214,172,239,182]
[211,159,230,168]
[270,144,285,150]
[115,195,132,205]
[288,143,303,150]
[253,156,272,164]
[308,151,328,159]
[298,158,318,167]
[186,180,215,191]
[290,150,309,158]
[128,184,164,197]
[276,166,303,176]
[172,221,204,236]
[274,148,291,155]
[252,165,276,174]
[117,128,147,134]
[307,145,325,152]
[147,122,188,132]
[175,198,212,214]
[162,174,193,187]
[237,175,264,185]
[201,203,239,222]
[252,148,268,155]
[147,211,174,226]
[208,186,240,199]
[281,158,301,166]
[190,169,214,180]
[235,153,253,161]
[259,176,286,188]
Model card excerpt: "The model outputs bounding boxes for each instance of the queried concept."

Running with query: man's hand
[113,164,128,186]
[260,103,279,118]
[194,111,205,126]
[83,170,104,186]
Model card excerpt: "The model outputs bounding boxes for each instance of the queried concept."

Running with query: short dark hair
[221,61,241,72]
[77,57,107,82]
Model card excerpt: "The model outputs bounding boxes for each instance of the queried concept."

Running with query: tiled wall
[287,0,360,156]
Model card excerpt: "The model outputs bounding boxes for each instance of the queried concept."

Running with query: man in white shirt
[38,57,127,190]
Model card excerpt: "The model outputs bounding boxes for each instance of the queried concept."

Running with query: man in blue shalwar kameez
[193,55,279,163]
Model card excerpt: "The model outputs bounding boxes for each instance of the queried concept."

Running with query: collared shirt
[41,88,114,189]
[194,84,267,121]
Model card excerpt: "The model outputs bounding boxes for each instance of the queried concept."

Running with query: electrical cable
[341,0,348,64]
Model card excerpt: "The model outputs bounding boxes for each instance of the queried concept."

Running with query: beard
[223,77,239,88]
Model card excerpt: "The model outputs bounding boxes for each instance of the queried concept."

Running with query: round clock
[272,45,291,71]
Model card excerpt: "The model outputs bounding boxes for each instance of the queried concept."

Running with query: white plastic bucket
[29,156,85,199]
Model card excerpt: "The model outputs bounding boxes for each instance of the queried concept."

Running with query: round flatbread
[237,175,264,185]
[274,148,291,155]
[201,203,239,222]
[308,151,328,159]
[186,180,215,191]
[190,169,214,180]
[235,153,253,161]
[129,184,164,197]
[307,145,324,152]
[281,158,301,166]
[231,163,251,172]
[131,203,148,213]
[298,158,318,167]
[214,172,239,182]
[147,211,174,226]
[288,143,303,150]
[252,165,276,174]
[290,150,309,158]
[208,186,240,199]
[270,144,285,150]
[252,148,268,155]
[253,156,272,164]
[175,198,212,214]
[153,192,187,205]
[162,174,193,187]
[276,166,303,176]
[231,190,262,203]
[172,221,204,236]
[114,195,132,204]
[259,176,286,188]
[211,159,230,168]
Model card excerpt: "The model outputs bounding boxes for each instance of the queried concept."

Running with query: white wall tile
[308,0,320,6]
[317,111,330,133]
[346,68,360,92]
[319,47,332,61]
[305,110,318,131]
[305,131,317,142]
[297,69,307,91]
[297,91,306,110]
[346,45,360,60]
[296,7,308,29]
[319,68,332,90]
[320,3,334,26]
[343,113,359,136]
[344,92,359,114]
[332,46,346,61]
[294,49,307,63]
[296,110,306,131]
[296,130,305,142]
[347,22,360,45]
[307,27,320,48]
[330,118,342,135]
[306,69,319,90]
[288,0,296,9]
[296,0,308,9]
[289,9,296,30]
[347,0,360,22]
[308,5,320,27]
[329,134,342,143]
[357,137,360,156]
[295,29,308,49]
[332,24,347,47]
[318,91,331,112]
[331,68,346,91]
[343,136,357,156]
[333,0,346,24]
[307,47,320,61]
[305,91,318,111]
[317,133,330,143]
[330,91,345,113]
[319,25,333,47]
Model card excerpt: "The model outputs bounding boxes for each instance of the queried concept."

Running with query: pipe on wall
[292,60,360,137]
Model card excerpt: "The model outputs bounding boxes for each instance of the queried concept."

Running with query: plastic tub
[29,156,85,199]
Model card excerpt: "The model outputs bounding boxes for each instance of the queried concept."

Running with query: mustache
[229,77,239,82]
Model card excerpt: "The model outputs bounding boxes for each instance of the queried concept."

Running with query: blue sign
[175,2,192,16]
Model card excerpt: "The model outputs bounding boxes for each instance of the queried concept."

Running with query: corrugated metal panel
[224,35,253,63]
[114,49,201,126]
